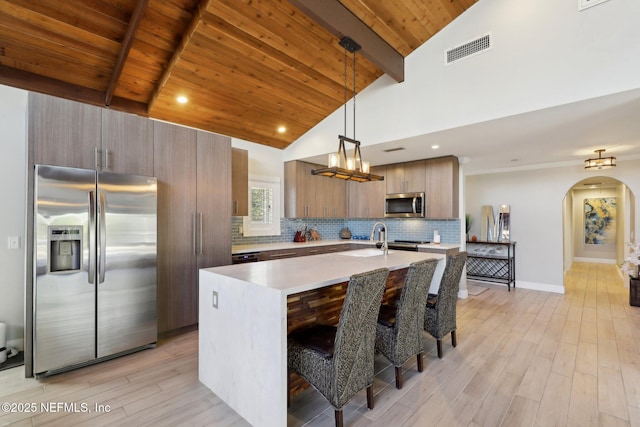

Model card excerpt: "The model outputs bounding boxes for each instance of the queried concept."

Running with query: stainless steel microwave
[385,192,425,218]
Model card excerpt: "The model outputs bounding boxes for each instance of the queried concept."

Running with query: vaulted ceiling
[0,0,476,149]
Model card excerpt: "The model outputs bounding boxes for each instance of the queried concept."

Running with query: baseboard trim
[574,257,617,264]
[467,279,565,294]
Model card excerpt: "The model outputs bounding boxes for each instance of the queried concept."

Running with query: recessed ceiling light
[177,96,188,104]
[277,126,286,133]
[431,145,439,149]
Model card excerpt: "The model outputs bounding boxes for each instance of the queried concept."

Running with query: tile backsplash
[232,217,460,246]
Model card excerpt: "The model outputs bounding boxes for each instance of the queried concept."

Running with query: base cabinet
[154,121,231,334]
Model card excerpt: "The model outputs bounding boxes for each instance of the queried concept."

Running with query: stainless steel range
[387,239,431,251]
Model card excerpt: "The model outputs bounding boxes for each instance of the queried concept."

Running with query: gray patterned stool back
[288,267,389,427]
[375,258,439,388]
[424,251,467,358]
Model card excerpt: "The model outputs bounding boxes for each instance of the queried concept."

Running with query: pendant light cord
[352,50,356,141]
[343,48,347,138]
[342,47,357,141]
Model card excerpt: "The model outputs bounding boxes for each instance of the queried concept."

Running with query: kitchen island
[199,249,446,427]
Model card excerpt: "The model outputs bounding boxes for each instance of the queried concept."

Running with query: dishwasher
[231,252,260,264]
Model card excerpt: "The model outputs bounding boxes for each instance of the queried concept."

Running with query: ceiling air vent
[445,33,491,64]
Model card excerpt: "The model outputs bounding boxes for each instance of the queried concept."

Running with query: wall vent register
[446,33,492,64]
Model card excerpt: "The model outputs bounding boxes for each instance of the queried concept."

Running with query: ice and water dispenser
[48,226,82,273]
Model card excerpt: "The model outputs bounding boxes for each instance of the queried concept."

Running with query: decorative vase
[631,277,640,307]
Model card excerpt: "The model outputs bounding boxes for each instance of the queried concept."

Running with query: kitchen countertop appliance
[32,165,157,376]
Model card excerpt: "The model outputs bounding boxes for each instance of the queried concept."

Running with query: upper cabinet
[425,156,459,219]
[284,161,346,218]
[231,148,249,216]
[102,109,153,176]
[30,92,101,169]
[29,92,152,176]
[347,166,386,218]
[385,160,426,194]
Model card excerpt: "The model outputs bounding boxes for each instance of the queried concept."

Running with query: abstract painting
[584,197,616,245]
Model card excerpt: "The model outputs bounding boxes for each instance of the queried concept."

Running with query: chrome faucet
[370,221,388,255]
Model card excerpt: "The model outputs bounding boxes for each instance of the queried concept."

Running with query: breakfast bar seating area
[198,249,446,427]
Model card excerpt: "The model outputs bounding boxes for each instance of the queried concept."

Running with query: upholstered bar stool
[287,268,389,427]
[375,258,439,389]
[424,251,467,358]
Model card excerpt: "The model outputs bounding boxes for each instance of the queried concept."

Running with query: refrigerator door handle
[88,191,96,284]
[98,192,107,284]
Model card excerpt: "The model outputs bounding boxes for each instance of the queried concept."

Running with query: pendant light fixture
[584,149,616,170]
[311,37,384,182]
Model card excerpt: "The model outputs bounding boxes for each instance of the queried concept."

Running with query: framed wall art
[584,197,616,245]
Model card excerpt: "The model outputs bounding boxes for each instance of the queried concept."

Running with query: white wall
[572,188,617,261]
[284,0,640,161]
[465,160,640,293]
[0,85,27,349]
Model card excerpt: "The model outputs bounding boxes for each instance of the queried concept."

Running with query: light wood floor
[1,262,639,426]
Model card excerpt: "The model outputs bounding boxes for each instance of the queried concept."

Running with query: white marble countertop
[203,249,446,295]
[232,239,459,254]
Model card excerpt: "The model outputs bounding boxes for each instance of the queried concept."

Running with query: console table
[466,241,516,291]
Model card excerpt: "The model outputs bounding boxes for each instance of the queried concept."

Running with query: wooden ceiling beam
[0,65,148,116]
[105,0,150,106]
[288,0,404,83]
[147,0,212,113]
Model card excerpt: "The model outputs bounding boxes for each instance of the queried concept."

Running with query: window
[242,176,281,236]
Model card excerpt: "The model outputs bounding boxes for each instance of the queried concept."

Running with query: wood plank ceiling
[0,0,477,149]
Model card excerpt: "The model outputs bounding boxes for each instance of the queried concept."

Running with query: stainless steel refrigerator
[33,165,157,376]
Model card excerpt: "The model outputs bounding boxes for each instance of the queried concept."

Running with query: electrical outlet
[212,290,218,309]
[7,236,20,250]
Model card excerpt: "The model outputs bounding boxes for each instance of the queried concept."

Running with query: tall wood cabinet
[154,121,231,333]
[284,161,346,218]
[347,166,386,218]
[29,92,153,175]
[231,148,249,216]
[425,156,459,219]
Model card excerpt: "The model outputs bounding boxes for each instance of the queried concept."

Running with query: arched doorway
[562,176,636,283]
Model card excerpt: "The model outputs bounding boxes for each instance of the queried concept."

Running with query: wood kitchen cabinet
[316,174,346,218]
[231,148,248,216]
[425,156,459,219]
[285,161,346,218]
[30,92,152,175]
[285,161,317,218]
[154,121,231,334]
[347,166,386,218]
[385,160,426,194]
[101,108,153,176]
[30,92,101,169]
